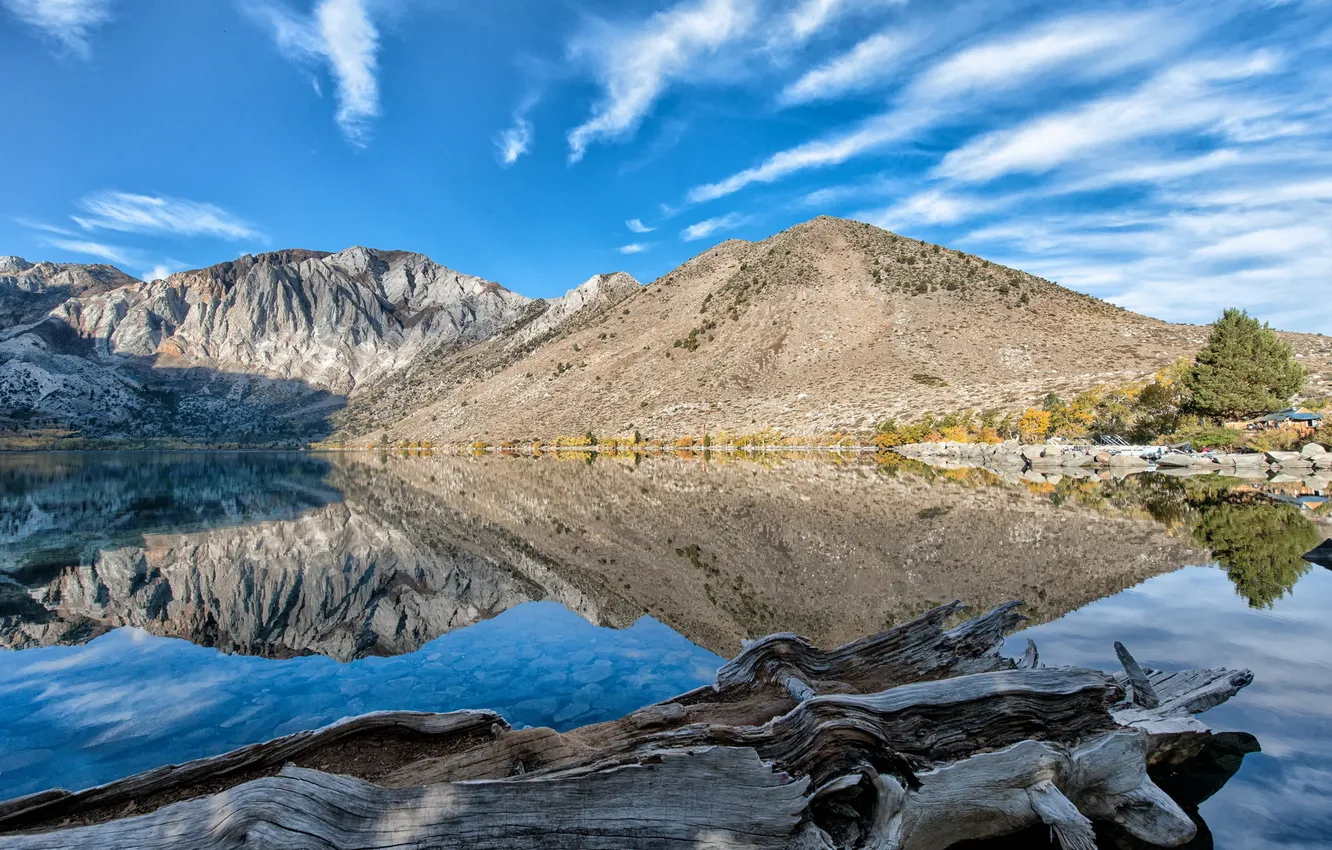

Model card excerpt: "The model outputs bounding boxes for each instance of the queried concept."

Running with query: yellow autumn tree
[1018,408,1052,443]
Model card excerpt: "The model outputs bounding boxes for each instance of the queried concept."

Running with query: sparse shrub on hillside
[911,373,947,387]
[733,427,783,448]
[1167,421,1241,450]
[1247,424,1308,453]
[552,433,595,447]
[1315,421,1332,448]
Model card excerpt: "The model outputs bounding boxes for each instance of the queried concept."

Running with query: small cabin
[1256,408,1324,429]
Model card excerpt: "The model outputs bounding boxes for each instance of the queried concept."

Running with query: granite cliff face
[0,249,639,443]
[51,248,532,394]
[0,257,138,328]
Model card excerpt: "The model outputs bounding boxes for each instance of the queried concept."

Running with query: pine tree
[1183,309,1306,420]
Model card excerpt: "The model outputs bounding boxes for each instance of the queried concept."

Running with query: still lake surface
[1,450,1329,848]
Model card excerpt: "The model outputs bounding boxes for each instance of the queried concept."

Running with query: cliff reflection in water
[5,451,1324,660]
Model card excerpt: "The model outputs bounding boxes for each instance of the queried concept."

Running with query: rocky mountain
[0,256,138,328]
[4,217,1328,446]
[0,249,638,444]
[346,217,1331,444]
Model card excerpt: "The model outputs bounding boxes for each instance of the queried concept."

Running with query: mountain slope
[357,216,1331,443]
[334,271,642,438]
[0,256,138,328]
[0,250,627,443]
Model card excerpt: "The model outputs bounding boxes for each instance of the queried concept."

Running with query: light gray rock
[1154,454,1197,468]
[1107,454,1150,467]
[1301,442,1328,459]
[1264,450,1303,464]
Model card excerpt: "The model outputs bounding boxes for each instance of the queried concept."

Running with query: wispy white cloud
[618,242,650,254]
[953,167,1332,332]
[681,211,751,241]
[858,188,997,229]
[142,264,180,282]
[778,29,912,105]
[246,0,381,145]
[689,10,1179,203]
[495,116,533,166]
[778,0,905,46]
[626,218,655,233]
[566,0,758,162]
[495,91,541,167]
[14,217,77,237]
[1,0,110,59]
[73,192,264,241]
[41,238,135,267]
[936,53,1282,182]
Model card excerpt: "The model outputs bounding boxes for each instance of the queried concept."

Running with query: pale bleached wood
[857,731,1194,850]
[1018,638,1040,670]
[715,600,1026,694]
[1114,642,1160,708]
[0,710,502,832]
[0,748,808,850]
[1111,665,1255,768]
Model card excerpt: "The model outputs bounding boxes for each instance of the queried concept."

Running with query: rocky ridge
[0,249,639,443]
[0,257,138,328]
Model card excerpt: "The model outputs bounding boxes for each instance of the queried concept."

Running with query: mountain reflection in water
[0,451,1329,848]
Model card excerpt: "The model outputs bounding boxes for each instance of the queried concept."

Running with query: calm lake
[1,450,1329,848]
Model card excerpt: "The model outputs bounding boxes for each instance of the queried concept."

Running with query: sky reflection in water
[0,602,723,798]
[1006,566,1332,850]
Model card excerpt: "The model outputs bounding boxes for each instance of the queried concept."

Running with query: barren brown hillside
[341,217,1331,444]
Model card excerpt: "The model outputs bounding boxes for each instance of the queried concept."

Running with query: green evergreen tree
[1183,309,1306,419]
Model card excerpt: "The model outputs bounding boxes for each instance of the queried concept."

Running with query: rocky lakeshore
[894,439,1332,481]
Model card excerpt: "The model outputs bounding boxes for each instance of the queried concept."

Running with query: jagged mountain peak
[0,256,34,274]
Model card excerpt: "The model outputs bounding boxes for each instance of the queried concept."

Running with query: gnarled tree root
[0,601,1255,849]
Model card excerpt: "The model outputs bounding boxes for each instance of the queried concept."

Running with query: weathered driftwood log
[0,601,1254,850]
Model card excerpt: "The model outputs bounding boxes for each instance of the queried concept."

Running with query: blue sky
[2,0,1330,331]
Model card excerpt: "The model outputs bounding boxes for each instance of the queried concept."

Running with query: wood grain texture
[0,748,807,850]
[0,710,502,832]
